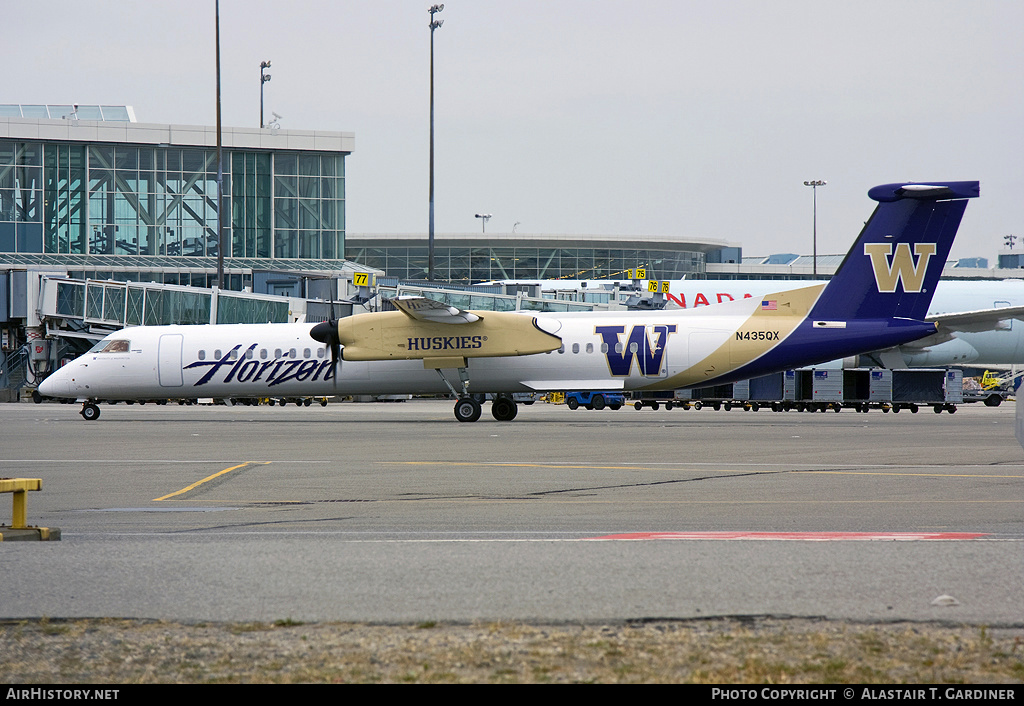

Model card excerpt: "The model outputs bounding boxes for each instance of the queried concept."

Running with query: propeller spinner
[310,319,341,371]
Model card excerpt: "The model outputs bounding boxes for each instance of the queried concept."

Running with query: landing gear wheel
[454,397,482,423]
[81,403,101,421]
[491,396,518,421]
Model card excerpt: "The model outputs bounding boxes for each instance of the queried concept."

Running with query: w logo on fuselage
[864,242,937,293]
[595,324,677,376]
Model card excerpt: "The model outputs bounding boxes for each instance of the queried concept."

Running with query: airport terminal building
[0,105,354,290]
[346,232,740,283]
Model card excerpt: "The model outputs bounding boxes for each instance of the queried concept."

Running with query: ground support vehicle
[962,370,1017,407]
[564,391,625,411]
[631,368,965,414]
[629,390,682,410]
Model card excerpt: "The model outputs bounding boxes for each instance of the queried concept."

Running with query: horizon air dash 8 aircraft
[39,180,981,422]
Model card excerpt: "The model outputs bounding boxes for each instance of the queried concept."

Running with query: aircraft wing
[391,296,481,324]
[927,305,1024,334]
[519,379,626,392]
[896,304,1024,351]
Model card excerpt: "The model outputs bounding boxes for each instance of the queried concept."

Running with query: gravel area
[3,618,1023,683]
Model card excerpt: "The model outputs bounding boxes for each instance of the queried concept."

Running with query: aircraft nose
[37,368,73,398]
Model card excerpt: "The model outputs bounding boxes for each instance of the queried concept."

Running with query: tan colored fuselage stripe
[654,284,825,389]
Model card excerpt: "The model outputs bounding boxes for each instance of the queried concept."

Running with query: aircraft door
[994,302,1013,331]
[640,324,673,378]
[158,334,184,387]
[991,301,1024,362]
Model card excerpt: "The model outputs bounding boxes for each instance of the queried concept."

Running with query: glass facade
[347,243,705,283]
[0,139,345,268]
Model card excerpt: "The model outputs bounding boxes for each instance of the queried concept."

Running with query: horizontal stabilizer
[392,296,480,324]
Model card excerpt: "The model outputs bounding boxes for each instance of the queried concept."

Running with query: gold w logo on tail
[863,243,937,293]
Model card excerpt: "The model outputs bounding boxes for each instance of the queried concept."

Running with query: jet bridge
[35,275,304,344]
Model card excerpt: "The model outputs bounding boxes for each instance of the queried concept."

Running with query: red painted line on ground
[588,531,989,541]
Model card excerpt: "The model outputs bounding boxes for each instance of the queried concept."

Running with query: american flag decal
[761,300,777,310]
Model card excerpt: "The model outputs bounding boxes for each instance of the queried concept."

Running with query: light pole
[215,0,224,290]
[475,214,492,233]
[428,4,444,280]
[260,60,272,128]
[803,180,827,277]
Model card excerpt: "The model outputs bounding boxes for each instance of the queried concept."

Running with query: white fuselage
[40,298,821,401]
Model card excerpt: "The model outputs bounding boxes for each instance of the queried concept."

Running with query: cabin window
[260,349,268,360]
[629,342,638,354]
[214,349,222,359]
[229,349,238,360]
[558,345,565,354]
[317,348,325,359]
[289,348,297,358]
[601,343,609,353]
[303,348,311,359]
[274,349,282,359]
[614,342,623,354]
[572,343,580,354]
[586,343,594,354]
[245,349,254,359]
[198,350,206,361]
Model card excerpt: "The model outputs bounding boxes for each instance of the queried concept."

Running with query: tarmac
[0,398,1021,624]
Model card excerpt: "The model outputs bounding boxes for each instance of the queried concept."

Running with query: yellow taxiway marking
[154,461,270,501]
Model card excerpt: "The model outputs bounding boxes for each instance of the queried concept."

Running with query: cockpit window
[90,339,130,353]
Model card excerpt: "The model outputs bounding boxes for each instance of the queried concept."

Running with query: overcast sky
[6,1,1022,261]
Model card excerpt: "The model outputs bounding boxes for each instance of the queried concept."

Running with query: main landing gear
[433,365,518,423]
[81,402,101,421]
[451,394,518,423]
[490,395,518,422]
